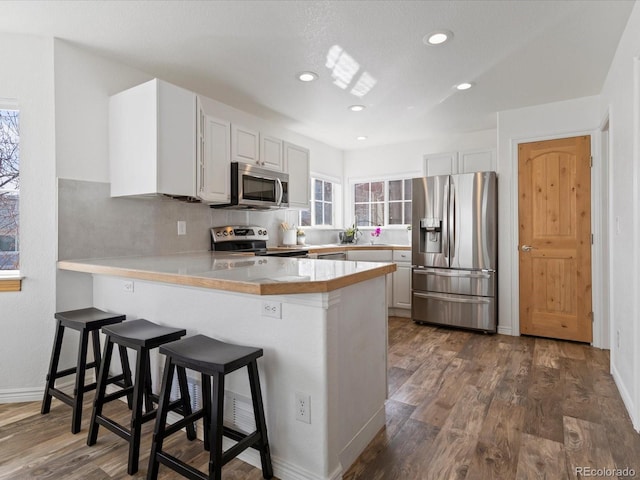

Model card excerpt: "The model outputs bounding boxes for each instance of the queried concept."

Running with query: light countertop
[57,252,397,296]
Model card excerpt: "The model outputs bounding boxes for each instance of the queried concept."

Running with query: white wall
[0,33,56,400]
[343,129,496,178]
[496,95,601,338]
[599,1,640,431]
[342,129,497,226]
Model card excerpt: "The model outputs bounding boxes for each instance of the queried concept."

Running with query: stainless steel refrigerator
[411,172,497,332]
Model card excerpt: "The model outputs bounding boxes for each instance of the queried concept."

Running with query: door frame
[509,129,608,348]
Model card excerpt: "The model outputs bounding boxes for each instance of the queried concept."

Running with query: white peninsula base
[90,273,388,480]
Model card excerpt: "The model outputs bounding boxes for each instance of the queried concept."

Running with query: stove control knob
[216,232,221,237]
[223,231,228,236]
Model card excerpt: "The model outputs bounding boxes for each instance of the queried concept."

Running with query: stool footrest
[222,430,261,465]
[47,387,74,407]
[96,415,131,442]
[159,409,204,439]
[102,387,133,403]
[157,452,208,480]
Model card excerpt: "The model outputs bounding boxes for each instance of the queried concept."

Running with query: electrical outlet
[262,301,281,319]
[123,280,134,293]
[295,392,311,424]
[177,220,187,236]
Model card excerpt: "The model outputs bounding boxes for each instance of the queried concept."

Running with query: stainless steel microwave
[211,162,289,209]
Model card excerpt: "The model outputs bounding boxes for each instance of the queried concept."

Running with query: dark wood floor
[1,317,639,479]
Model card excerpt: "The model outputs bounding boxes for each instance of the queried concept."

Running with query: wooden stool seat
[41,307,127,434]
[87,319,195,475]
[148,334,273,480]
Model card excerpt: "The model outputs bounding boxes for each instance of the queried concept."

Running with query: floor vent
[167,375,255,434]
[223,391,256,434]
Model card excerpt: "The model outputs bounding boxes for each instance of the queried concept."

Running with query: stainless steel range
[210,226,308,257]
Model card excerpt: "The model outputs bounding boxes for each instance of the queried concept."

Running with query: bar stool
[87,319,196,475]
[41,307,128,434]
[148,334,273,480]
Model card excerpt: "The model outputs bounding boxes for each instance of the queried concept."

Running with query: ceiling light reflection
[325,45,377,97]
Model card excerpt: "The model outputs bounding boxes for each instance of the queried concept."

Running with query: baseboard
[222,436,341,480]
[338,404,386,474]
[497,325,513,336]
[0,386,44,403]
[388,308,411,318]
[0,377,79,404]
[611,362,638,431]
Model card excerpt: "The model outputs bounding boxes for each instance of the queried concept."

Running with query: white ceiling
[1,0,635,150]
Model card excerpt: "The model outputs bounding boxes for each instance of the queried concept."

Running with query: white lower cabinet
[347,249,411,310]
[392,250,411,309]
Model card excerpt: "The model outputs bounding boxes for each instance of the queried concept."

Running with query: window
[353,178,412,226]
[0,109,19,271]
[299,178,338,227]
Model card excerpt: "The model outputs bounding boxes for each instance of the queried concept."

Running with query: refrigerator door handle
[414,291,491,304]
[413,269,493,279]
[448,177,456,265]
[443,181,450,264]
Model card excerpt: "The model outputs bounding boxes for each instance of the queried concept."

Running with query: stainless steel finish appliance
[211,162,289,210]
[411,172,497,332]
[210,225,308,257]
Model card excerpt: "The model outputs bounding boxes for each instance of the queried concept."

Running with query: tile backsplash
[57,179,409,261]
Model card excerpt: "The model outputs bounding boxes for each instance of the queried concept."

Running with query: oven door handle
[276,178,283,206]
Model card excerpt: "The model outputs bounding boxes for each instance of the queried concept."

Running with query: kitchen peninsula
[58,252,396,480]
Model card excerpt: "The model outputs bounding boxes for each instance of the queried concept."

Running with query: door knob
[521,245,535,252]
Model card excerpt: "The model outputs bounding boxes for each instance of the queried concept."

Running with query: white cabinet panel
[346,250,393,262]
[424,151,458,176]
[232,124,260,165]
[284,142,310,209]
[260,135,284,171]
[459,149,496,173]
[347,249,393,306]
[110,78,196,198]
[392,264,411,309]
[424,149,496,177]
[197,102,230,203]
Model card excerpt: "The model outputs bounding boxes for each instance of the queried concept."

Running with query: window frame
[299,174,342,228]
[348,172,418,228]
[0,103,21,289]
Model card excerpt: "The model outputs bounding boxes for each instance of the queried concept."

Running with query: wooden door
[518,136,592,342]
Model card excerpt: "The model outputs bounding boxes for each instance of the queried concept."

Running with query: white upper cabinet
[283,142,310,209]
[424,152,458,176]
[231,124,260,166]
[459,149,496,173]
[110,79,197,197]
[260,134,284,171]
[197,98,231,203]
[424,149,496,176]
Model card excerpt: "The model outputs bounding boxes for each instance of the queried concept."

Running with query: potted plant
[296,228,306,245]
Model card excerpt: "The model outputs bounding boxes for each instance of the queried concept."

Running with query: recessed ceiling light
[356,136,368,141]
[424,30,453,46]
[348,105,366,112]
[297,71,318,82]
[455,82,475,91]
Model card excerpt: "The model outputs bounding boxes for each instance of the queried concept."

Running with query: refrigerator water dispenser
[420,218,442,253]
